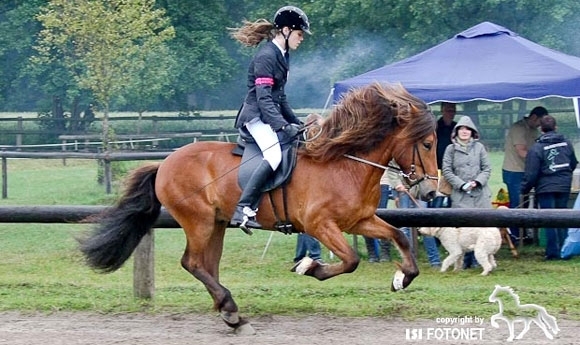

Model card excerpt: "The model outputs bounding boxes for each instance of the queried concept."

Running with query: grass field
[0,155,579,321]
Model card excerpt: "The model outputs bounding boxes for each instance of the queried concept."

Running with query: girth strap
[268,184,294,235]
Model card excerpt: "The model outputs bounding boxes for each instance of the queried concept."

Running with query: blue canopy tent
[332,21,580,125]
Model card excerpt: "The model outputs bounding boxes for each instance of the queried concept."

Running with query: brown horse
[79,83,438,334]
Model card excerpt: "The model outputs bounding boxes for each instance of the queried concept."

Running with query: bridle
[398,143,439,187]
[344,143,438,188]
[306,119,438,188]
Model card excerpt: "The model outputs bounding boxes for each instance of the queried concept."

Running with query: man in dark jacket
[436,102,457,169]
[521,115,578,260]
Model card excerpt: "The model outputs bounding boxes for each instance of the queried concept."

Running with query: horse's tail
[539,310,560,334]
[79,163,161,273]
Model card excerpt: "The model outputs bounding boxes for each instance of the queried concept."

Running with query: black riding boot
[230,160,274,233]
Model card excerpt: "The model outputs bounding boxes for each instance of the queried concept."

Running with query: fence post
[152,117,159,148]
[133,229,155,299]
[104,158,112,194]
[152,116,159,137]
[1,155,7,199]
[16,117,23,150]
[61,138,67,166]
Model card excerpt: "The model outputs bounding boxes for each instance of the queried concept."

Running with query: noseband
[343,143,438,188]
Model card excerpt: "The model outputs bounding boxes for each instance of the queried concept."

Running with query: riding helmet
[274,6,311,34]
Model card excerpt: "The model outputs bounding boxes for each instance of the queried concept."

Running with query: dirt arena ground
[0,312,577,345]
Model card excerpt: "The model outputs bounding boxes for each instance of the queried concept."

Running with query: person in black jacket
[228,6,310,232]
[436,102,458,169]
[521,115,578,260]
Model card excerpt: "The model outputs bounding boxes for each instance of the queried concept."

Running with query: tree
[0,1,46,110]
[157,0,240,110]
[117,40,177,133]
[32,0,175,148]
[3,0,580,112]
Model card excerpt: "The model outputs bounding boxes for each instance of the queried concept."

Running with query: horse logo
[488,285,559,341]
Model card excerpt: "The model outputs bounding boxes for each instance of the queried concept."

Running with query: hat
[274,6,311,35]
[452,115,480,140]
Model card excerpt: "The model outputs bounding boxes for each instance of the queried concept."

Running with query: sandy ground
[0,312,577,345]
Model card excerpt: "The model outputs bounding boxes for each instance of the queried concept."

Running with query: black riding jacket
[521,131,578,195]
[235,41,301,131]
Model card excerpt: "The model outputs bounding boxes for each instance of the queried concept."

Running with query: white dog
[418,226,502,276]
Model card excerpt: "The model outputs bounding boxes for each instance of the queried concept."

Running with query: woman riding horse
[229,6,310,232]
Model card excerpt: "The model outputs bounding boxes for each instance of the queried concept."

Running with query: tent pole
[321,88,334,117]
[573,98,580,128]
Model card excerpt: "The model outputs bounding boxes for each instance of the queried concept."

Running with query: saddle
[231,130,299,234]
[231,131,298,191]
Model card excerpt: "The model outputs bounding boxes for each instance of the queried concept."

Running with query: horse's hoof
[291,257,313,275]
[235,322,256,335]
[220,310,240,325]
[391,270,405,291]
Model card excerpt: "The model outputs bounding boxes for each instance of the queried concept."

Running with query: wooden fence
[58,132,204,151]
[0,151,174,198]
[2,110,579,151]
[1,205,580,299]
[0,115,238,149]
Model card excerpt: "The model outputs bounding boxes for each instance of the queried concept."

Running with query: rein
[344,143,438,188]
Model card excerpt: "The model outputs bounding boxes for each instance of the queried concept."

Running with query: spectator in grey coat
[442,115,492,268]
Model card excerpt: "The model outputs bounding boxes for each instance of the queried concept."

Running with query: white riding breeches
[245,119,282,170]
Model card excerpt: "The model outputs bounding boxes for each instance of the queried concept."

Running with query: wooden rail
[1,205,580,299]
[2,206,579,228]
[0,115,238,148]
[0,151,173,198]
[58,132,202,151]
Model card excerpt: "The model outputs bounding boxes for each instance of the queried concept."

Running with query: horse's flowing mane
[304,83,434,162]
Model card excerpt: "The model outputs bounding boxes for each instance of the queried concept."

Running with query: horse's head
[489,285,514,303]
[385,86,438,201]
[393,131,438,201]
[304,83,438,201]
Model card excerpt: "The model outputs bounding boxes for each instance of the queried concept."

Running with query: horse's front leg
[352,215,420,290]
[298,216,418,291]
[385,222,420,290]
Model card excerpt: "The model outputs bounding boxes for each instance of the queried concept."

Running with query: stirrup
[231,206,262,235]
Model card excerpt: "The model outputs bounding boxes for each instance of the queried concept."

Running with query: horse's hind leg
[178,217,255,335]
[533,317,555,340]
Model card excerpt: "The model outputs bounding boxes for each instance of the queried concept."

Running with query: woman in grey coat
[442,115,492,208]
[441,115,492,267]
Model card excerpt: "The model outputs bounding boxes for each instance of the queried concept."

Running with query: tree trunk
[69,96,80,133]
[102,103,110,151]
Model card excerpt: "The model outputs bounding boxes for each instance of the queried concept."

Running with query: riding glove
[282,123,301,138]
